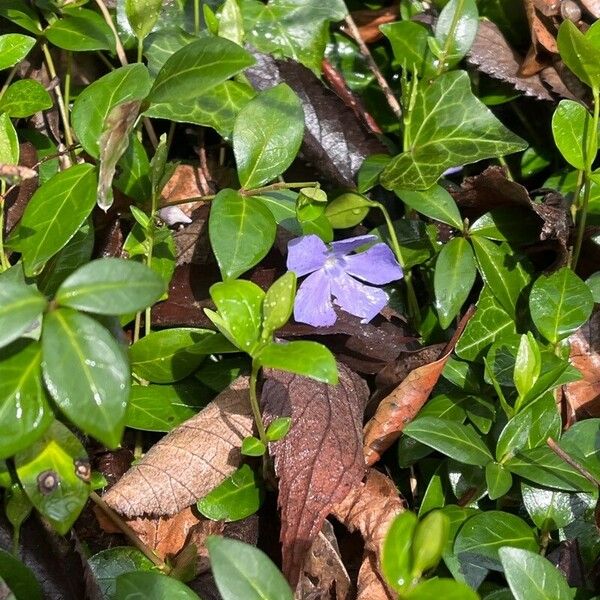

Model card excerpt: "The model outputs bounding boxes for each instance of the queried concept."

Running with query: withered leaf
[262,364,368,587]
[525,0,559,54]
[357,552,394,600]
[246,52,388,188]
[103,377,253,517]
[343,6,399,44]
[5,142,38,234]
[363,308,473,466]
[468,20,553,101]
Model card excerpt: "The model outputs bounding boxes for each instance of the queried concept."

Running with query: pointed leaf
[396,184,463,229]
[0,281,47,349]
[0,79,52,118]
[0,33,35,70]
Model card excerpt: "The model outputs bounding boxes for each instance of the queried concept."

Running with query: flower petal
[330,271,388,323]
[294,269,336,327]
[344,243,403,284]
[287,234,328,276]
[330,235,377,257]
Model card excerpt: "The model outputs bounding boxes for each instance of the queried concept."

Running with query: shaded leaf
[0,549,42,600]
[0,281,47,350]
[45,8,114,52]
[115,572,199,599]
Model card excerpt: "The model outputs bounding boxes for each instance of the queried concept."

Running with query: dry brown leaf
[161,164,209,220]
[330,469,405,557]
[262,364,368,587]
[356,552,394,600]
[468,20,553,100]
[565,312,600,417]
[526,0,559,54]
[5,143,38,234]
[343,6,399,44]
[363,309,474,466]
[103,377,253,517]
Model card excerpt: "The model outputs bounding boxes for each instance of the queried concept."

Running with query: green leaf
[125,0,162,41]
[10,163,97,277]
[233,84,304,189]
[241,436,266,456]
[255,341,339,385]
[560,418,600,481]
[586,271,600,303]
[88,547,155,600]
[434,0,479,67]
[0,549,42,600]
[266,417,291,442]
[469,208,540,244]
[55,258,165,315]
[42,309,130,449]
[197,464,264,522]
[115,136,151,203]
[0,1,40,34]
[148,37,254,104]
[219,0,244,45]
[207,536,293,600]
[514,333,541,398]
[396,184,463,229]
[454,511,538,571]
[126,383,208,432]
[357,154,391,193]
[209,188,276,280]
[0,341,52,458]
[380,71,526,190]
[115,572,200,599]
[557,20,600,89]
[0,112,19,165]
[552,99,597,171]
[406,578,479,600]
[0,33,35,70]
[499,547,573,600]
[0,80,52,118]
[371,218,436,269]
[45,8,114,52]
[143,27,197,76]
[262,272,296,340]
[196,356,246,394]
[529,267,594,344]
[325,192,372,229]
[434,237,476,329]
[485,462,512,500]
[403,416,493,466]
[14,420,90,535]
[381,511,418,593]
[471,237,531,319]
[72,64,152,158]
[412,510,450,576]
[380,21,436,77]
[0,281,47,349]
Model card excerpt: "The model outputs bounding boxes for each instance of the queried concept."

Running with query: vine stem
[0,182,10,272]
[94,0,128,67]
[249,362,271,480]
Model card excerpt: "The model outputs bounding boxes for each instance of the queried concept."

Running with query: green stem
[137,38,143,63]
[497,156,514,181]
[194,0,201,35]
[64,51,72,134]
[0,64,18,101]
[249,363,268,447]
[435,0,465,76]
[0,183,10,272]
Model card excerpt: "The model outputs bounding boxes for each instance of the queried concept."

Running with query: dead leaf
[525,0,559,54]
[342,6,399,44]
[565,311,600,417]
[541,62,589,101]
[356,552,394,600]
[103,377,253,517]
[468,20,553,101]
[161,164,209,221]
[581,0,600,17]
[363,307,474,466]
[5,143,38,234]
[261,364,368,587]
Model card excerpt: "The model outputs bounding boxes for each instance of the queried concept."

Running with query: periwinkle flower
[286,234,403,327]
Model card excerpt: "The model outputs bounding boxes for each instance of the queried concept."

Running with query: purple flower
[286,234,403,327]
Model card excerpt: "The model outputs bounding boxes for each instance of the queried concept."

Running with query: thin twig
[343,12,402,119]
[546,437,600,488]
[94,0,128,67]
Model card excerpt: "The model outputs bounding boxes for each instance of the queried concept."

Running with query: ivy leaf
[0,33,35,69]
[380,71,527,190]
[0,280,47,349]
[42,309,130,449]
[233,84,304,189]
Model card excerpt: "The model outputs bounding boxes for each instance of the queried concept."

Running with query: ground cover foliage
[2,0,600,598]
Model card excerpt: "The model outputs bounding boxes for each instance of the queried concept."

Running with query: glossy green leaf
[266,417,291,442]
[209,188,276,280]
[357,154,391,193]
[561,419,600,481]
[397,185,463,229]
[115,572,199,599]
[0,281,47,349]
[469,208,540,243]
[380,71,526,190]
[325,192,372,229]
[485,462,512,500]
[125,0,162,41]
[72,64,152,158]
[233,84,304,189]
[434,237,476,329]
[586,271,600,303]
[454,511,538,571]
[552,99,597,171]
[557,20,600,89]
[207,536,293,600]
[262,272,296,340]
[381,511,418,593]
[403,417,493,466]
[0,549,42,600]
[0,80,52,118]
[197,464,264,522]
[143,27,197,76]
[88,547,155,600]
[45,8,114,52]
[42,309,130,448]
[380,20,435,76]
[14,420,90,535]
[126,383,208,432]
[0,341,52,458]
[406,578,479,600]
[0,1,40,34]
[241,436,266,456]
[148,37,254,104]
[0,112,19,165]
[219,0,244,45]
[434,0,478,67]
[514,333,541,398]
[499,547,572,600]
[55,258,165,315]
[412,510,450,576]
[471,237,531,319]
[529,267,593,343]
[255,341,339,385]
[11,163,97,277]
[0,33,35,70]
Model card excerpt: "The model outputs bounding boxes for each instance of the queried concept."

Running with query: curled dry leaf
[357,551,394,600]
[363,307,474,466]
[103,377,253,517]
[525,0,559,55]
[262,364,368,587]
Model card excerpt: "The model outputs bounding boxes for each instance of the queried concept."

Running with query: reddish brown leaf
[468,20,553,101]
[261,364,369,586]
[363,308,474,466]
[357,552,394,600]
[343,6,399,44]
[526,0,559,54]
[161,164,209,220]
[103,377,253,517]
